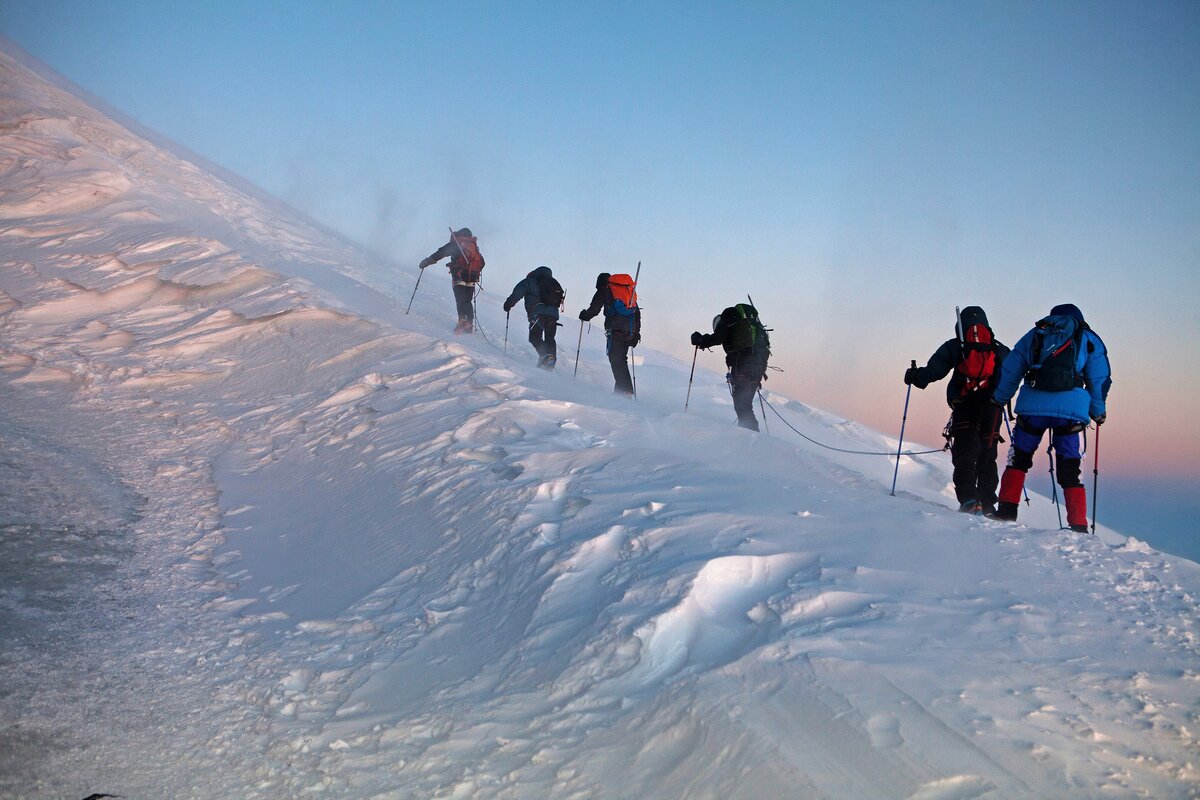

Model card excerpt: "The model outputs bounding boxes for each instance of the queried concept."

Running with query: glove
[630,334,640,348]
[1092,413,1106,425]
[690,331,703,347]
[418,258,432,270]
[904,366,920,385]
[579,309,590,321]
[503,299,515,312]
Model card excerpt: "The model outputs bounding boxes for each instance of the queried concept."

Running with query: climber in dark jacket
[691,305,770,432]
[503,266,563,370]
[905,305,1011,515]
[580,272,641,396]
[418,228,484,334]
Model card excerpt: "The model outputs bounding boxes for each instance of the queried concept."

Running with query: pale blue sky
[3,1,1199,548]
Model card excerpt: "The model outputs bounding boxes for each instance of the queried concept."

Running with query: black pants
[607,334,634,395]
[727,354,766,431]
[730,379,761,431]
[453,282,475,323]
[949,402,1003,505]
[529,315,558,361]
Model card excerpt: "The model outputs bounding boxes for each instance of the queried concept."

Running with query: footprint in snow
[866,712,903,748]
[491,463,524,481]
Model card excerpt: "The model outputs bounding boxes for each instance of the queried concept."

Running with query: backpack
[538,274,565,310]
[451,233,484,281]
[1025,316,1085,392]
[955,322,996,396]
[724,304,770,357]
[607,274,639,338]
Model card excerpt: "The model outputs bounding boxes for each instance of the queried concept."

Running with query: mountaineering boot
[989,502,1018,521]
[1064,485,1089,533]
[979,503,997,517]
[958,500,982,514]
[537,353,556,371]
[990,465,1024,522]
[453,318,473,334]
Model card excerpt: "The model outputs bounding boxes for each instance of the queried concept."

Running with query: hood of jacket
[1049,303,1084,324]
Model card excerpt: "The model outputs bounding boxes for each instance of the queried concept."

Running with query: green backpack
[724,303,770,356]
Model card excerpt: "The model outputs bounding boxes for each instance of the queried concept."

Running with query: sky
[2,1,1198,542]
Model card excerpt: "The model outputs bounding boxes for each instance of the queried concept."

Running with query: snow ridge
[2,45,1199,800]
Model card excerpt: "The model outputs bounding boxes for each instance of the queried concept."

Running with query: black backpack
[1026,316,1087,392]
[538,275,565,310]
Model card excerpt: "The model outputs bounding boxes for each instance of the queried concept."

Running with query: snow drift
[2,45,1198,800]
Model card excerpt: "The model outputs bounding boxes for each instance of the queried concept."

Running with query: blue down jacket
[992,310,1111,424]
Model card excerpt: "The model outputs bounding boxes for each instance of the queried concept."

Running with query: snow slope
[2,46,1198,800]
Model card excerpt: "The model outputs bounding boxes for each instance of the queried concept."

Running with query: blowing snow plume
[2,42,1199,800]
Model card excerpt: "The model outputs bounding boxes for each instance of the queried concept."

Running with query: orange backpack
[452,233,485,280]
[608,274,637,311]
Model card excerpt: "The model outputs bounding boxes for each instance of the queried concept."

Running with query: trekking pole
[890,360,916,497]
[1047,443,1064,530]
[1001,408,1031,505]
[1091,424,1101,534]
[573,319,584,378]
[684,346,698,410]
[405,266,425,314]
[504,310,510,353]
[758,391,769,435]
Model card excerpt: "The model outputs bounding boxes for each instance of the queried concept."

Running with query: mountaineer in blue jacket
[989,303,1112,531]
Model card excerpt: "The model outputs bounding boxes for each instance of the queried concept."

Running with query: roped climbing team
[417,229,1112,532]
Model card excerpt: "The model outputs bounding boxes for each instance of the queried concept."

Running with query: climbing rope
[758,392,946,457]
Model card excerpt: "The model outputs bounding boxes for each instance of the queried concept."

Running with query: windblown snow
[1,46,1198,800]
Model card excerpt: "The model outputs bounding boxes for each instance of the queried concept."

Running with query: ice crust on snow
[2,43,1199,800]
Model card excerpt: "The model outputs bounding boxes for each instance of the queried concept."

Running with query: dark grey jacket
[504,266,561,320]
